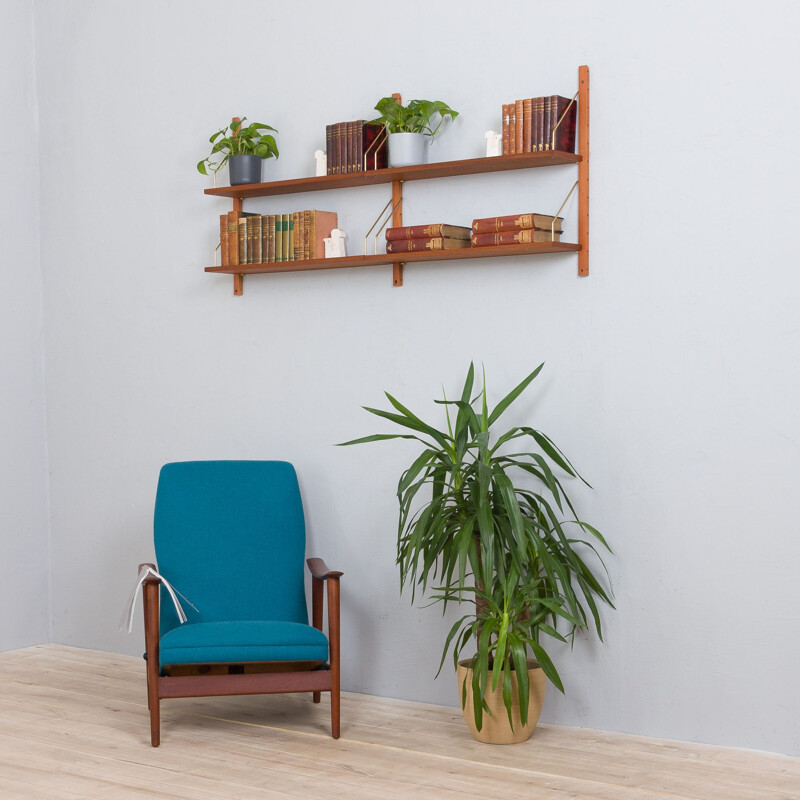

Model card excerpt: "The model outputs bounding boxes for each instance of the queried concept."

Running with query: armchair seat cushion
[159,621,328,669]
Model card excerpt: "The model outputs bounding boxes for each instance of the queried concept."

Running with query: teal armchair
[140,461,342,747]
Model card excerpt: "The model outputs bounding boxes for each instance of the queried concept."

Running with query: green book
[275,215,284,262]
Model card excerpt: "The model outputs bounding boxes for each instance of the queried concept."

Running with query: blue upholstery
[160,621,328,667]
[154,461,324,669]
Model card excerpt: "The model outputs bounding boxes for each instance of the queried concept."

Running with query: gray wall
[21,0,800,756]
[0,0,51,651]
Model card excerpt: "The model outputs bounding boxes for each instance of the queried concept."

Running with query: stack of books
[219,210,338,266]
[470,213,563,247]
[385,224,472,253]
[326,121,388,175]
[501,96,577,155]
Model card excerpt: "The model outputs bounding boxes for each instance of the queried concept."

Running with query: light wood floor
[0,645,797,799]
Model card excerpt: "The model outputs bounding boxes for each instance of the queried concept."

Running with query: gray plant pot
[229,155,263,185]
[388,132,428,168]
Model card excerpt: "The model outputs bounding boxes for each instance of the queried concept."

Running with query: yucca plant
[339,363,613,732]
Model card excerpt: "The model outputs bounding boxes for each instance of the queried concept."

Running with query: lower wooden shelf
[205,242,581,293]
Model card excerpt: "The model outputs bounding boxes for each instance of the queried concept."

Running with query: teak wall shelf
[205,65,589,295]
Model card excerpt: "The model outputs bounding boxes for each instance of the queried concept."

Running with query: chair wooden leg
[327,576,341,739]
[143,579,161,747]
[331,685,340,739]
[312,691,321,703]
[149,689,160,747]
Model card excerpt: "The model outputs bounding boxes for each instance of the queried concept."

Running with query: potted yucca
[340,363,613,743]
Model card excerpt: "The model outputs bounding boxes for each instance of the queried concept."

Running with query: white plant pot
[388,132,428,168]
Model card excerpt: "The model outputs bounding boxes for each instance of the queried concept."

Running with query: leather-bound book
[288,213,295,261]
[325,124,333,175]
[264,215,275,262]
[386,224,471,241]
[275,215,284,262]
[219,214,229,267]
[252,215,263,263]
[332,123,344,175]
[238,218,248,265]
[472,213,563,234]
[522,98,533,153]
[386,237,471,253]
[309,210,337,259]
[509,103,517,154]
[536,96,546,152]
[227,211,239,266]
[502,104,510,155]
[362,123,387,171]
[550,95,577,153]
[542,95,552,151]
[341,122,349,175]
[471,229,562,247]
[261,214,270,262]
[515,99,524,154]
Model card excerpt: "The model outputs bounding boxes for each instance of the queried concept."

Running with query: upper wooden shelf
[204,151,582,199]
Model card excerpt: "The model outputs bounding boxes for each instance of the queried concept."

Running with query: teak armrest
[306,558,343,580]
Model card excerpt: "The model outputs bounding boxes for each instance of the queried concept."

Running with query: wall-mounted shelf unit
[205,65,589,295]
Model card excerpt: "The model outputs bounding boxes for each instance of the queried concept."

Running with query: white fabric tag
[120,564,198,633]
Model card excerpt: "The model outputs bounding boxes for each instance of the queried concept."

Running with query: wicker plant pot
[457,659,547,744]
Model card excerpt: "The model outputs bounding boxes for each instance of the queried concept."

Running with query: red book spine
[325,124,333,175]
[386,224,470,241]
[471,230,560,246]
[502,104,510,155]
[522,98,533,153]
[515,99,524,154]
[509,103,517,154]
[536,97,545,152]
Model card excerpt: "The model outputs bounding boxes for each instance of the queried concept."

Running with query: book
[309,210,338,258]
[386,237,471,253]
[267,214,276,262]
[502,104,511,155]
[386,224,471,242]
[227,210,239,266]
[287,213,294,261]
[238,218,248,265]
[535,96,545,152]
[472,213,563,234]
[261,215,270,264]
[362,123,388,171]
[471,229,562,247]
[548,95,577,152]
[509,103,516,155]
[522,98,533,154]
[325,124,333,175]
[219,214,229,267]
[275,215,284,262]
[515,99,524,154]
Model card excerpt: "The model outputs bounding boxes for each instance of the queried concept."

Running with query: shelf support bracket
[578,64,589,276]
[392,179,403,286]
[232,197,244,295]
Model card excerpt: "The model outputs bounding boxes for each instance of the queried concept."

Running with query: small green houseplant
[339,363,613,743]
[368,97,459,167]
[197,116,279,185]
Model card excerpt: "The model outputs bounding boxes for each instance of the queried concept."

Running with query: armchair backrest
[154,461,308,635]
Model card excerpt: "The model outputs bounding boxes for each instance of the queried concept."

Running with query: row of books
[219,210,337,266]
[384,214,563,253]
[502,96,577,155]
[325,121,388,175]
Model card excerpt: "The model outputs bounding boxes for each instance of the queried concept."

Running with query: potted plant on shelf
[197,116,279,186]
[368,97,459,168]
[339,363,613,744]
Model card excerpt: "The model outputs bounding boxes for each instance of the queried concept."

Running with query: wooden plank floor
[0,645,797,799]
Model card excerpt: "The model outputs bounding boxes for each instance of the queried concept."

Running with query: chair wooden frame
[141,558,342,747]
